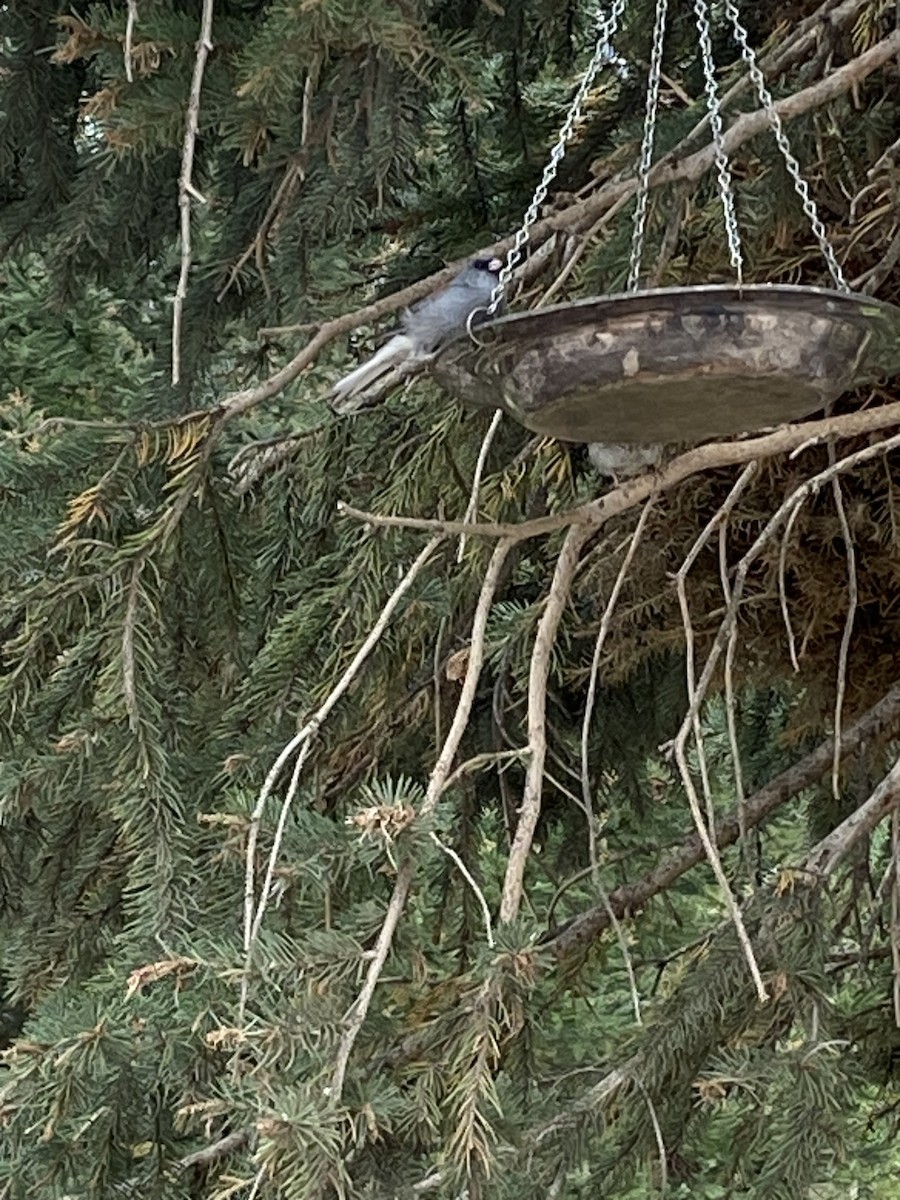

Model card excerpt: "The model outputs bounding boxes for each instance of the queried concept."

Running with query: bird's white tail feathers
[330,333,415,402]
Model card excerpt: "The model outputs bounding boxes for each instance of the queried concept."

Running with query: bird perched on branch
[330,256,503,412]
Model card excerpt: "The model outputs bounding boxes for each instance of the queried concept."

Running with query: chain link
[627,0,669,292]
[486,0,629,315]
[693,0,743,282]
[723,0,848,290]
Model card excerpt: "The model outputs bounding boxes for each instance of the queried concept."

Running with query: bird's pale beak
[488,256,504,273]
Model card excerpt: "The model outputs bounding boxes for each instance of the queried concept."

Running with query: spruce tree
[3,1,900,1197]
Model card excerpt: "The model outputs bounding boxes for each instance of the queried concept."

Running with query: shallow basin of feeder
[432,284,900,444]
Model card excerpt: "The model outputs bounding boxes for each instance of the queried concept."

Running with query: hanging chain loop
[486,0,629,316]
[626,0,669,292]
[723,0,849,290]
[693,0,743,283]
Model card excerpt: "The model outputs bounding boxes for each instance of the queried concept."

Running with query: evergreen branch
[331,538,514,1101]
[548,679,900,959]
[172,0,214,386]
[500,523,592,924]
[338,399,900,541]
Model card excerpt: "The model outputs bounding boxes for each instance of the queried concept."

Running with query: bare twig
[581,498,656,877]
[124,0,138,83]
[804,754,900,878]
[331,539,514,1100]
[216,161,302,303]
[172,0,214,385]
[778,501,805,672]
[122,559,143,731]
[457,410,503,563]
[830,467,858,798]
[241,536,445,1014]
[430,831,495,948]
[719,519,749,866]
[893,809,900,1028]
[673,727,768,1002]
[178,1127,253,1171]
[634,1075,668,1195]
[442,748,527,794]
[674,464,758,851]
[537,191,634,307]
[597,877,643,1025]
[852,224,900,294]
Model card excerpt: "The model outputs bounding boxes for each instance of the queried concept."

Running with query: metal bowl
[432,284,900,443]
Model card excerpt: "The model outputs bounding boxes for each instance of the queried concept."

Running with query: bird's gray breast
[403,277,495,352]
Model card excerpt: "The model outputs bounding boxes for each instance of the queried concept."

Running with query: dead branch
[172,0,214,386]
[122,559,143,730]
[331,538,515,1101]
[673,463,765,999]
[178,1127,253,1171]
[124,0,137,83]
[581,498,657,875]
[457,409,504,563]
[830,467,858,798]
[804,754,900,878]
[669,428,900,829]
[338,400,900,542]
[548,680,900,960]
[500,524,593,923]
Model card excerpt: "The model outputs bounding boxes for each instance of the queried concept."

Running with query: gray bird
[587,441,665,481]
[330,256,503,409]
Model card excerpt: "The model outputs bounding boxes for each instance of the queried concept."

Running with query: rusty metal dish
[432,284,900,443]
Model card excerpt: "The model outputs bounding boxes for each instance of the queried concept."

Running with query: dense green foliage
[3,1,900,1197]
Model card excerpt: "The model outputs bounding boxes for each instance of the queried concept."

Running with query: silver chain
[723,0,848,290]
[487,0,629,315]
[693,0,743,282]
[627,0,669,292]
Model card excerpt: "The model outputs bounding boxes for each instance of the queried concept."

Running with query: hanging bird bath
[433,284,900,444]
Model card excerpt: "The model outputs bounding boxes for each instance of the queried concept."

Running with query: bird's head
[471,255,504,275]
